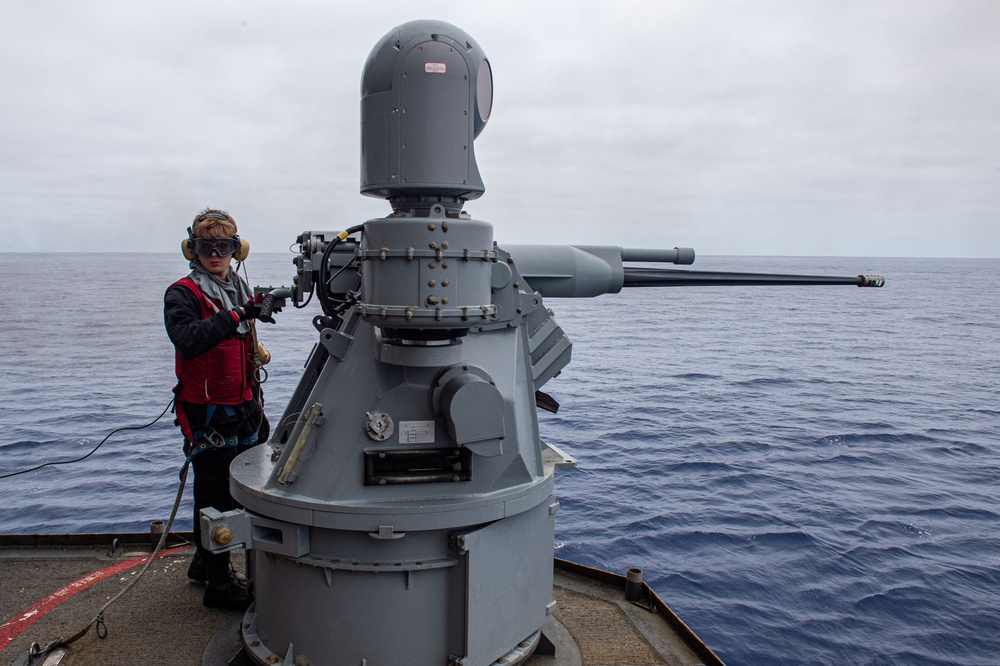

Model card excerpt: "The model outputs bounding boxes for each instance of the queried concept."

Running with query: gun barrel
[621,247,696,264]
[503,244,882,297]
[623,268,885,288]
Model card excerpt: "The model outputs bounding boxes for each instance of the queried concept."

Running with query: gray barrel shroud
[502,244,695,298]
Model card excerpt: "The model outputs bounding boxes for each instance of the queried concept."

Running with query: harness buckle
[204,428,227,448]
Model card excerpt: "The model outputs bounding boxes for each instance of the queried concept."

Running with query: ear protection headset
[182,211,250,261]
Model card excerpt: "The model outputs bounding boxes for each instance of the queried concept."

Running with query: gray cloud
[1,0,997,257]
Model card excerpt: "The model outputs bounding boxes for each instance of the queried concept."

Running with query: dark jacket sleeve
[164,284,241,360]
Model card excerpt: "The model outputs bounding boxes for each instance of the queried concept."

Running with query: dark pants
[192,446,250,584]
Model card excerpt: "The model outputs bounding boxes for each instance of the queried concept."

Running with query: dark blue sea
[1,252,997,665]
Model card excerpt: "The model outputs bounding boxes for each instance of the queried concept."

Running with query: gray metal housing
[361,20,492,211]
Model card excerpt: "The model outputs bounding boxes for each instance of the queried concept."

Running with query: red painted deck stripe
[0,545,189,651]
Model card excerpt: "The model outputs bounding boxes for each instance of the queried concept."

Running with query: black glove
[237,298,257,321]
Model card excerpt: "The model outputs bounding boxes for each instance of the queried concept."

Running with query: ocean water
[0,252,997,665]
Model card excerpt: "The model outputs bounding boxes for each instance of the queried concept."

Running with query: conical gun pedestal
[213,206,570,665]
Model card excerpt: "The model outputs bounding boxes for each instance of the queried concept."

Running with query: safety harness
[169,277,262,461]
[176,402,260,459]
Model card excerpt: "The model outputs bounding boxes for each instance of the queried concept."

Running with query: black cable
[320,260,361,313]
[293,287,314,309]
[326,258,360,290]
[0,400,175,480]
[319,225,364,316]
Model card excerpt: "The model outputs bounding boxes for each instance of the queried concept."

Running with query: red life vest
[171,276,254,405]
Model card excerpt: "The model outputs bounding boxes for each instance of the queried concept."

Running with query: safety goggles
[191,237,239,257]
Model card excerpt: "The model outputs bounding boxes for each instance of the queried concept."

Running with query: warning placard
[400,421,435,444]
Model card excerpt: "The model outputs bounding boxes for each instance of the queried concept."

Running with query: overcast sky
[1,1,997,257]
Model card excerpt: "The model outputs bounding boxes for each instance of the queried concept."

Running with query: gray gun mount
[202,19,883,666]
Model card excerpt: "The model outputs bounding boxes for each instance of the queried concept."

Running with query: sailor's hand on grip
[237,298,258,321]
[252,287,291,324]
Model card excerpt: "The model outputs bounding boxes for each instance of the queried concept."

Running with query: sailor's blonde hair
[191,208,238,238]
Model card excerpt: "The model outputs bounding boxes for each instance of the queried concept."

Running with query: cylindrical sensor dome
[360,20,492,210]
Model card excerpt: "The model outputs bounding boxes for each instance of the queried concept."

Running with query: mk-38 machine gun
[205,19,883,666]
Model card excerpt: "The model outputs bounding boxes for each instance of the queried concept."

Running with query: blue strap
[186,431,259,460]
[192,404,237,443]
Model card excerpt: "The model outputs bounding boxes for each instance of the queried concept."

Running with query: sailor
[164,208,269,610]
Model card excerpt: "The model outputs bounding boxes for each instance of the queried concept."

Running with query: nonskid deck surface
[0,539,232,666]
[0,536,720,666]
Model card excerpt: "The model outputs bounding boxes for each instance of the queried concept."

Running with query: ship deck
[0,533,723,666]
